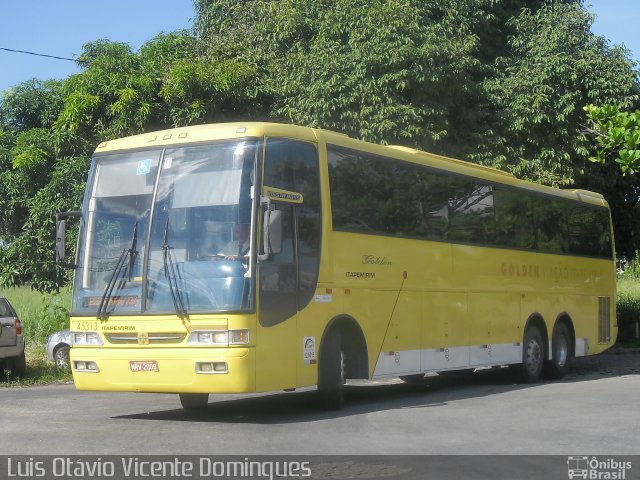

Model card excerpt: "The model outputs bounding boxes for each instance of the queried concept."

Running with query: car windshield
[72,140,257,316]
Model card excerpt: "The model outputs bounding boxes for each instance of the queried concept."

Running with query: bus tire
[179,393,209,410]
[317,330,344,410]
[520,325,544,383]
[544,322,572,379]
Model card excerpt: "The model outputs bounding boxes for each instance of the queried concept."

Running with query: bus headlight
[187,329,249,346]
[71,331,103,346]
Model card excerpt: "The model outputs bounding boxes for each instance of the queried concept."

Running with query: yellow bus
[56,122,616,410]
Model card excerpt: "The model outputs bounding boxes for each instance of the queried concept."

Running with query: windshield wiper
[97,222,138,320]
[162,219,188,320]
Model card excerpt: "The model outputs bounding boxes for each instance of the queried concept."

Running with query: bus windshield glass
[72,140,257,316]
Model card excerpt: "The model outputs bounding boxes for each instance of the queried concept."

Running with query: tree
[273,0,484,148]
[195,0,638,183]
[0,33,265,291]
[582,104,640,260]
[584,104,640,175]
[476,2,638,186]
[0,79,64,131]
[195,0,504,150]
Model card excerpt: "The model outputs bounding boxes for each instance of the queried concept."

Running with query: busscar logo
[567,456,632,479]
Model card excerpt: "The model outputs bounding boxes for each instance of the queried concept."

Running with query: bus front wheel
[179,393,209,411]
[520,325,544,383]
[318,331,345,410]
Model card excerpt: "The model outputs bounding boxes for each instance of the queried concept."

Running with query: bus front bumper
[70,347,255,394]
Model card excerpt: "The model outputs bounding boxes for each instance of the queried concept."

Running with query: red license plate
[129,360,159,372]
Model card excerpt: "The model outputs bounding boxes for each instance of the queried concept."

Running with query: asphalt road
[1,350,639,456]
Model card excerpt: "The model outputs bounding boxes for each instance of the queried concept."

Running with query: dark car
[0,296,26,378]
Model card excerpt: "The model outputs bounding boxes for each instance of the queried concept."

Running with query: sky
[0,1,638,95]
[0,0,195,94]
[587,0,640,64]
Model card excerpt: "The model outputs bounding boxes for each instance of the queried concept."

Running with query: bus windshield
[72,140,257,316]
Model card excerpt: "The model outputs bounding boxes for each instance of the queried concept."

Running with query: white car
[47,329,71,370]
[0,296,26,378]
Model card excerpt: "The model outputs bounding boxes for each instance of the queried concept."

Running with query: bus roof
[94,122,608,209]
[94,122,318,152]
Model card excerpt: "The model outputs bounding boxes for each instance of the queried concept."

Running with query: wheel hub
[526,339,542,373]
[555,335,568,367]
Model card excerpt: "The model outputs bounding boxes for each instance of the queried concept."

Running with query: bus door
[256,201,298,391]
[255,137,321,392]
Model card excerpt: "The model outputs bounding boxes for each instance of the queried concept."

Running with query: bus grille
[105,333,186,344]
[598,297,611,343]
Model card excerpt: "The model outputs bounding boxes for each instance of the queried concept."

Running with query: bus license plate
[129,360,159,372]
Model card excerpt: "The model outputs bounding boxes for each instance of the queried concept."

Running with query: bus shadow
[114,353,638,425]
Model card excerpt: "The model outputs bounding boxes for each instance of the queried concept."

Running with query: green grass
[1,344,72,386]
[0,286,72,386]
[616,277,640,346]
[618,277,640,298]
[0,286,71,343]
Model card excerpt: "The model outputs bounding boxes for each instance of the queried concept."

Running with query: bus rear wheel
[520,325,544,383]
[179,393,209,411]
[317,331,345,410]
[544,322,572,379]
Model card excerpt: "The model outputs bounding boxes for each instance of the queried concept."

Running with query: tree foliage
[478,2,638,185]
[195,0,638,184]
[585,104,640,175]
[583,104,640,259]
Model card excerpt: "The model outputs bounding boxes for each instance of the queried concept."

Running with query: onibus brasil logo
[567,456,632,479]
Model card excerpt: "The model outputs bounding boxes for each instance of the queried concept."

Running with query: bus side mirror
[55,211,81,268]
[55,219,67,263]
[268,210,283,255]
[258,207,282,261]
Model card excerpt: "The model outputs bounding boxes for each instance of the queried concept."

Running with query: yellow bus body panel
[74,122,617,395]
[328,231,615,377]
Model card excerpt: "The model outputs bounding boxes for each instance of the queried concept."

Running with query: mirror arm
[56,211,81,221]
